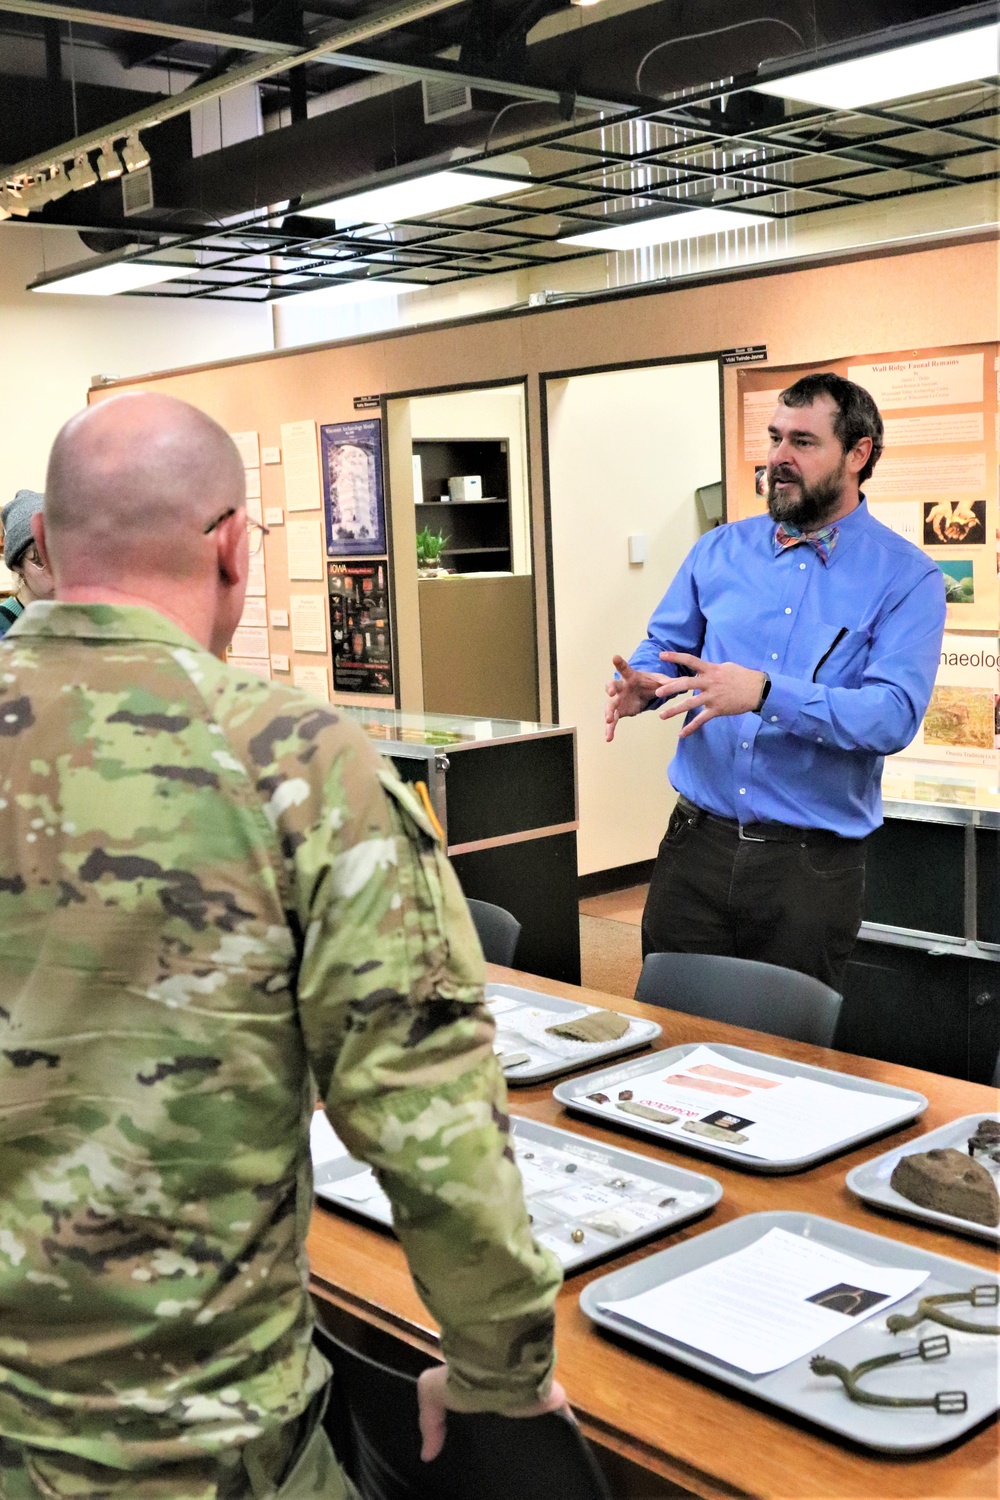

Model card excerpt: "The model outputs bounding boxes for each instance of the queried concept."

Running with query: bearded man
[606,372,945,990]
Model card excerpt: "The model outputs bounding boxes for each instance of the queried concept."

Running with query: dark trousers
[641,799,867,992]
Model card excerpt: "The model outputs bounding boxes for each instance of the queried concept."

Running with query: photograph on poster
[937,559,975,604]
[923,499,986,545]
[329,560,393,696]
[321,419,386,556]
[754,465,768,499]
[924,686,994,750]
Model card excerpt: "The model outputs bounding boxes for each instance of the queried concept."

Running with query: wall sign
[721,345,767,366]
[353,394,381,411]
[329,561,394,696]
[321,418,387,557]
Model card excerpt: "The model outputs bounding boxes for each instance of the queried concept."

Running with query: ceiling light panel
[756,23,1000,110]
[34,262,194,296]
[301,170,529,225]
[559,207,771,250]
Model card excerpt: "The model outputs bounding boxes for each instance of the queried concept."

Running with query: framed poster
[329,560,394,696]
[321,418,386,556]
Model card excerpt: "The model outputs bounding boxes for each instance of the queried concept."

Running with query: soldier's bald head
[45,393,245,585]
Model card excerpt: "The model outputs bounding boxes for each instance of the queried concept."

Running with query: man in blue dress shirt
[605,372,946,989]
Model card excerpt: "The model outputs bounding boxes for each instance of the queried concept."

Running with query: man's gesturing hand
[605,655,671,742]
[655,651,766,737]
[417,1365,573,1463]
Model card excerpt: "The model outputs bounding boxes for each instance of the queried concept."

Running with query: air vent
[422,78,473,123]
[122,166,153,217]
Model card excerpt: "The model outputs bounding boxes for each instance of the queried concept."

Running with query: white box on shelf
[448,474,482,502]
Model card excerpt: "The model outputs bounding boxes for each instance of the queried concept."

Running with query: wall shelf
[413,437,512,574]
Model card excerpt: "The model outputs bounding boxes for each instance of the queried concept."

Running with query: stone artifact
[616,1100,679,1124]
[546,1011,630,1043]
[683,1120,749,1145]
[967,1118,1000,1159]
[890,1147,1000,1227]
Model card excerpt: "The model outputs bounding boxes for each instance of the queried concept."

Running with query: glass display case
[340,708,580,984]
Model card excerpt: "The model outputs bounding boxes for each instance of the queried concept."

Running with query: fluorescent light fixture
[33,260,193,296]
[559,206,771,250]
[301,169,527,225]
[68,153,98,191]
[96,142,123,181]
[122,132,150,173]
[280,278,424,308]
[756,23,1000,110]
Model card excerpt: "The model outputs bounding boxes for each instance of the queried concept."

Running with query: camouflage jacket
[0,603,560,1495]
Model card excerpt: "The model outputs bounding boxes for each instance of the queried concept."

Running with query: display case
[340,708,580,983]
[837,763,1000,1083]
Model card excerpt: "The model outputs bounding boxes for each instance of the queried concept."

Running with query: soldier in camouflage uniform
[0,393,564,1499]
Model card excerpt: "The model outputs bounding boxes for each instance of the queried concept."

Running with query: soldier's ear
[214,509,245,588]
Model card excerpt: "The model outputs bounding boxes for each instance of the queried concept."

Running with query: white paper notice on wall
[271,654,290,674]
[265,507,284,526]
[246,493,263,524]
[742,387,784,462]
[848,352,984,410]
[290,593,328,653]
[228,656,271,681]
[293,663,330,701]
[286,516,324,580]
[239,596,268,629]
[230,431,260,469]
[280,421,322,511]
[262,446,281,465]
[245,468,262,500]
[269,608,289,629]
[246,553,267,597]
[230,626,270,660]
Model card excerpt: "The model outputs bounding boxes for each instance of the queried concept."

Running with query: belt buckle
[738,823,767,843]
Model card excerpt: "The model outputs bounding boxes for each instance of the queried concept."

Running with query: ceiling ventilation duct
[421,76,474,123]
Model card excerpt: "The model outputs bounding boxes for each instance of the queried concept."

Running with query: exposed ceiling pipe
[0,0,474,183]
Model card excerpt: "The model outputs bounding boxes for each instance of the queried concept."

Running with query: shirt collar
[6,600,204,650]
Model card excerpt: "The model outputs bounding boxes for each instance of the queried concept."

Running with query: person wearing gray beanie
[0,490,54,638]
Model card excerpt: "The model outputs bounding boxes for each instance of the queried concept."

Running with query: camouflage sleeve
[268,714,562,1412]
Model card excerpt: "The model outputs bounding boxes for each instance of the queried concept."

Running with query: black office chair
[635,951,843,1047]
[314,1325,611,1500]
[466,898,522,967]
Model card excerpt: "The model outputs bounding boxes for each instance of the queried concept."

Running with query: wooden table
[307,966,1000,1500]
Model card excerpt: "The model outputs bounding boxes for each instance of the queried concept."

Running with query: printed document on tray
[586,1045,905,1161]
[601,1226,928,1374]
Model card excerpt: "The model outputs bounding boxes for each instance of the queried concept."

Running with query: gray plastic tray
[487,983,660,1085]
[581,1210,999,1454]
[313,1114,721,1274]
[847,1113,1000,1245]
[553,1043,928,1173]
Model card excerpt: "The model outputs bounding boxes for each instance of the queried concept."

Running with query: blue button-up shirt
[628,501,946,837]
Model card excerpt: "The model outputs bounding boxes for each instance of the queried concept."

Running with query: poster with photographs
[329,560,393,696]
[320,419,386,556]
[897,633,1000,769]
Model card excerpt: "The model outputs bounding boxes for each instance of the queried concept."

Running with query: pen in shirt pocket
[813,626,849,682]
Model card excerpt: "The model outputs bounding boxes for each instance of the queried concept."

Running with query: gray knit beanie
[1,490,44,569]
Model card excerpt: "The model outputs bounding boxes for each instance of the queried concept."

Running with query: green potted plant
[416,524,448,576]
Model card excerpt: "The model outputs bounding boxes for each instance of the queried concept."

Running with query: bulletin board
[733,342,1000,776]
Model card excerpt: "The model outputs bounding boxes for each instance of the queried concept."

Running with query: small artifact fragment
[588,1093,610,1105]
[616,1101,679,1125]
[570,1228,585,1244]
[609,1178,628,1190]
[564,1162,577,1173]
[546,1011,630,1043]
[658,1196,677,1209]
[522,1152,534,1159]
[617,1089,633,1101]
[968,1119,1000,1158]
[498,1050,531,1069]
[890,1147,1000,1227]
[683,1120,749,1145]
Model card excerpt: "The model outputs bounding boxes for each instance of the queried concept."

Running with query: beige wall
[0,225,273,508]
[547,361,720,875]
[94,234,999,864]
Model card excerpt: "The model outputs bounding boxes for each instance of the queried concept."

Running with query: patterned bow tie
[773,521,839,565]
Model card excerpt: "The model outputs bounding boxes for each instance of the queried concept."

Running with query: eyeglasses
[19,546,44,570]
[203,506,270,557]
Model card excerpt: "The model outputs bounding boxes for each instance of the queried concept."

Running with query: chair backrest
[314,1325,611,1500]
[466,897,521,967]
[635,951,843,1047]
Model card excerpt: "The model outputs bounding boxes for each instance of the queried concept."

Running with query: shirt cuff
[758,672,813,732]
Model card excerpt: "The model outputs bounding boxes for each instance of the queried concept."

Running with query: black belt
[676,795,860,846]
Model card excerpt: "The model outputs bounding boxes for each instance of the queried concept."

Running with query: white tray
[847,1113,1000,1245]
[581,1211,999,1454]
[553,1043,927,1173]
[487,983,660,1085]
[312,1113,720,1274]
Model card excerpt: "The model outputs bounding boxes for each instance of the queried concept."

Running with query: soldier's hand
[655,651,767,736]
[417,1364,573,1462]
[605,655,671,742]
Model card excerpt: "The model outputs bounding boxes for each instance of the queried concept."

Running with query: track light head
[96,142,123,181]
[121,132,150,173]
[69,153,98,191]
